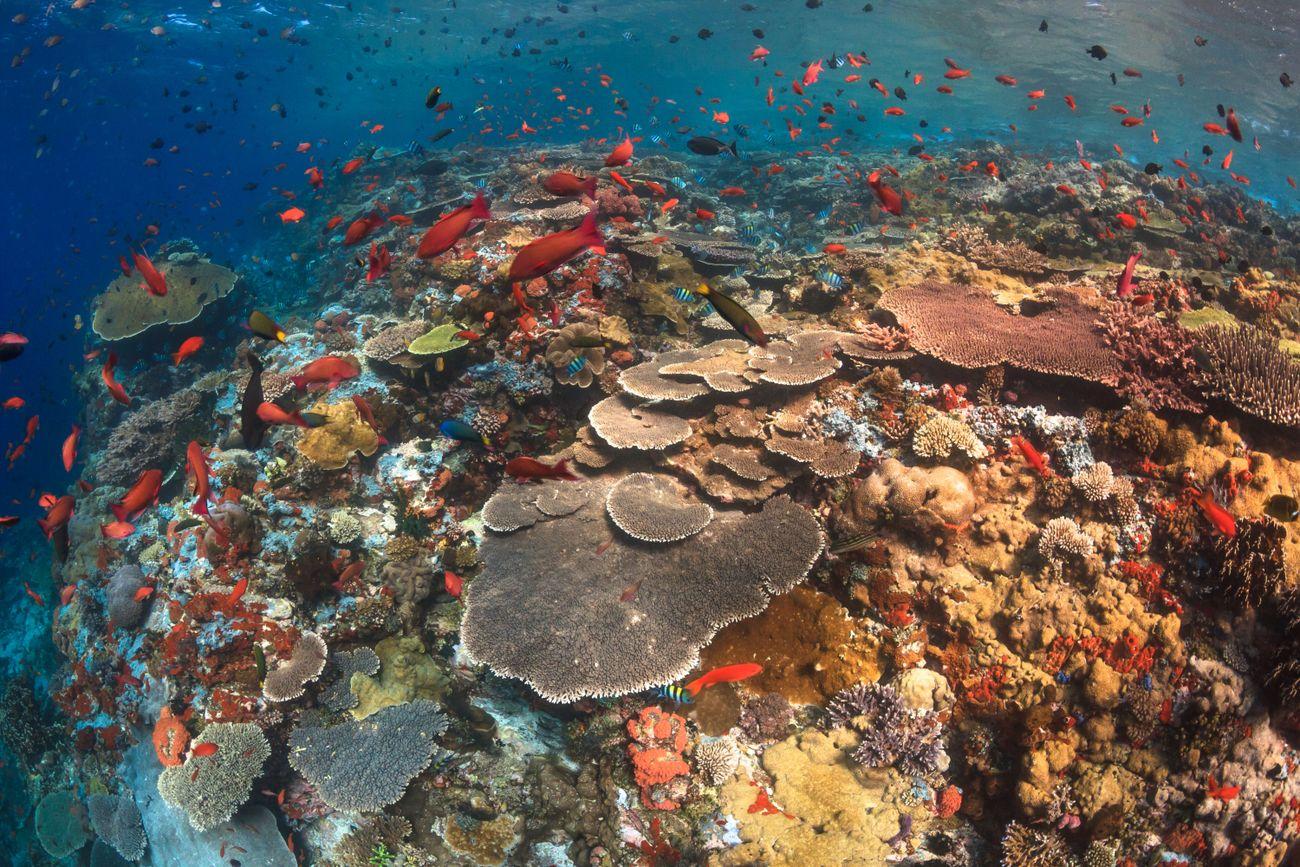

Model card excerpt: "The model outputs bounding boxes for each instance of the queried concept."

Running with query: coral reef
[157,722,271,831]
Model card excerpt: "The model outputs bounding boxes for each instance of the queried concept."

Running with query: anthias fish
[507,213,605,282]
[505,456,579,482]
[37,494,75,539]
[111,469,162,523]
[418,191,491,259]
[684,663,764,696]
[186,440,212,516]
[291,356,360,390]
[542,171,597,198]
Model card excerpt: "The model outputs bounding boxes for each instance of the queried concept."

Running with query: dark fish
[173,517,203,531]
[1265,494,1299,522]
[568,333,605,349]
[862,2,873,9]
[1281,72,1293,88]
[248,310,286,342]
[806,0,822,7]
[1039,19,1048,32]
[657,684,692,703]
[1202,144,1214,156]
[1194,35,1208,46]
[907,144,924,156]
[240,353,267,450]
[1087,44,1108,60]
[687,136,737,156]
[424,85,442,109]
[695,283,767,346]
[1262,225,1273,236]
[1217,104,1225,117]
[752,29,764,38]
[1110,72,1117,85]
[440,419,488,446]
[894,86,907,100]
[429,128,454,144]
[829,530,878,555]
[1144,162,1162,175]
[697,28,712,39]
[298,412,328,428]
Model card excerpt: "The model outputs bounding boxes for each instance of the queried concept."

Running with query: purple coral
[738,693,794,744]
[825,683,945,777]
[1098,303,1205,412]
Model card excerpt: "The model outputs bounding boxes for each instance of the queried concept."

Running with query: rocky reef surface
[5,142,1300,866]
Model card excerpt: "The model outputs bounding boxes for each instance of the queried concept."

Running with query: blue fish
[439,419,488,446]
[657,685,692,704]
[815,207,831,221]
[566,356,587,377]
[672,286,697,303]
[816,270,844,289]
[670,176,688,190]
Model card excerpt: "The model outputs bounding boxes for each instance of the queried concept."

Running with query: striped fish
[672,286,697,303]
[566,356,587,377]
[829,530,879,555]
[657,684,692,704]
[816,269,844,289]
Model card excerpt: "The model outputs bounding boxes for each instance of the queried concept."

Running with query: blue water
[0,0,1296,859]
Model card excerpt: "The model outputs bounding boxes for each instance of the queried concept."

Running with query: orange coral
[152,706,189,767]
[934,784,963,818]
[626,706,690,810]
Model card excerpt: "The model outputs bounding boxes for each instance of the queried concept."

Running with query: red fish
[132,586,153,602]
[695,208,715,220]
[62,424,80,472]
[506,213,605,282]
[291,356,360,390]
[824,243,847,254]
[604,137,633,167]
[366,243,392,281]
[133,249,167,297]
[684,663,763,696]
[609,170,633,193]
[1194,489,1236,538]
[256,403,311,428]
[1205,775,1240,802]
[0,516,18,528]
[994,74,1017,86]
[1116,250,1142,297]
[1225,108,1243,142]
[505,456,580,483]
[1203,122,1227,136]
[718,186,746,197]
[172,336,204,366]
[111,469,162,523]
[102,352,131,406]
[305,166,323,189]
[23,583,45,607]
[2,397,23,409]
[36,494,74,538]
[343,214,385,246]
[417,191,490,259]
[0,333,28,361]
[118,255,133,277]
[444,570,463,599]
[543,171,597,198]
[802,60,823,86]
[1010,435,1052,477]
[186,440,212,516]
[102,520,135,539]
[1115,212,1137,229]
[191,742,219,758]
[1063,94,1076,111]
[228,576,248,605]
[866,170,903,216]
[341,156,365,174]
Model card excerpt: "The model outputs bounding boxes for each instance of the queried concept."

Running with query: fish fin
[683,679,705,697]
[36,517,52,538]
[582,176,598,198]
[469,190,491,220]
[729,140,738,156]
[289,375,306,390]
[110,504,127,523]
[192,498,209,517]
[554,458,579,481]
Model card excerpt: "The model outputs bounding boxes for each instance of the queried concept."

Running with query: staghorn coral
[87,793,147,862]
[1099,303,1205,412]
[1263,590,1300,709]
[263,631,328,702]
[545,322,607,388]
[157,722,270,832]
[825,683,946,778]
[1000,821,1076,867]
[1071,461,1116,502]
[288,700,449,812]
[1209,516,1287,609]
[362,319,429,362]
[1193,324,1300,427]
[878,280,1120,384]
[913,414,989,462]
[463,477,823,702]
[329,815,413,867]
[0,676,53,768]
[739,692,796,744]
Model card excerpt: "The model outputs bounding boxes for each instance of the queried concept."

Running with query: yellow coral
[92,249,240,340]
[349,635,448,720]
[295,401,379,470]
[441,814,520,866]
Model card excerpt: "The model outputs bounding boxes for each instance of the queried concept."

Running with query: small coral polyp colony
[12,143,1300,866]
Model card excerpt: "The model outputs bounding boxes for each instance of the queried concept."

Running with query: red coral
[627,706,690,810]
[933,784,963,818]
[152,706,189,767]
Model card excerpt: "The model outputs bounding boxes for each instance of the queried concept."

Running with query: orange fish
[866,170,903,216]
[279,207,306,223]
[37,494,74,538]
[2,397,24,410]
[1121,116,1144,127]
[291,356,360,390]
[111,469,162,523]
[191,742,219,758]
[417,191,490,259]
[102,521,135,540]
[684,663,763,696]
[1063,94,1076,111]
[883,106,905,116]
[718,186,746,197]
[132,249,167,297]
[102,352,131,406]
[172,336,204,366]
[228,576,249,605]
[604,137,633,167]
[23,582,44,607]
[505,456,580,483]
[1195,489,1236,538]
[62,424,79,472]
[695,208,715,220]
[341,156,365,174]
[342,214,384,246]
[824,243,847,254]
[444,569,463,599]
[351,395,387,446]
[543,171,597,198]
[507,213,605,283]
[608,170,633,193]
[1115,212,1138,229]
[661,198,679,213]
[187,440,213,516]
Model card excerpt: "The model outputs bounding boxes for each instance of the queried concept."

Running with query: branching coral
[287,700,448,812]
[694,737,741,786]
[824,683,945,777]
[157,722,270,831]
[1098,303,1205,412]
[1071,461,1116,503]
[1193,324,1300,428]
[1038,516,1095,567]
[1209,516,1287,610]
[913,414,989,462]
[1000,821,1076,867]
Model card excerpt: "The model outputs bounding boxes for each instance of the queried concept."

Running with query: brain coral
[287,699,449,812]
[463,477,824,702]
[93,246,241,341]
[157,722,270,831]
[878,280,1120,384]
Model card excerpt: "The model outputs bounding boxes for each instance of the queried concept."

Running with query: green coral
[408,323,469,356]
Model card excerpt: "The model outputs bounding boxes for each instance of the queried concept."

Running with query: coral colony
[4,8,1300,867]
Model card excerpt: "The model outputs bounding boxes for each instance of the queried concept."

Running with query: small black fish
[753,29,764,38]
[1217,103,1225,117]
[1265,494,1299,522]
[1194,35,1207,46]
[894,86,907,100]
[1087,44,1108,60]
[1039,19,1048,32]
[1282,72,1294,88]
[1202,144,1214,156]
[668,34,679,43]
[299,412,329,428]
[429,128,454,144]
[740,2,755,9]
[687,136,738,156]
[806,0,822,7]
[908,144,923,156]
[862,3,873,10]
[1262,225,1274,236]
[1144,162,1162,175]
[697,28,712,39]
[424,85,441,109]
[1178,73,1185,86]
[1110,72,1117,85]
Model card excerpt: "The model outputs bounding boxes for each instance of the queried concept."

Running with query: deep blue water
[0,0,1296,845]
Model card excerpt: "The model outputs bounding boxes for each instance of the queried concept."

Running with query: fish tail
[729,140,738,157]
[290,375,306,391]
[469,190,491,220]
[36,517,52,539]
[110,504,127,523]
[577,211,605,255]
[192,498,209,517]
[582,176,598,198]
[553,458,579,481]
[695,283,711,297]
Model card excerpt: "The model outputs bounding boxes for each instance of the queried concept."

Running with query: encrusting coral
[295,399,380,469]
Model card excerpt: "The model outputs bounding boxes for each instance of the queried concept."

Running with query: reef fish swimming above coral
[1,0,1300,865]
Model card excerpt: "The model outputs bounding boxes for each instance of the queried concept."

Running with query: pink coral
[626,706,690,810]
[1098,303,1205,412]
[594,185,643,220]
